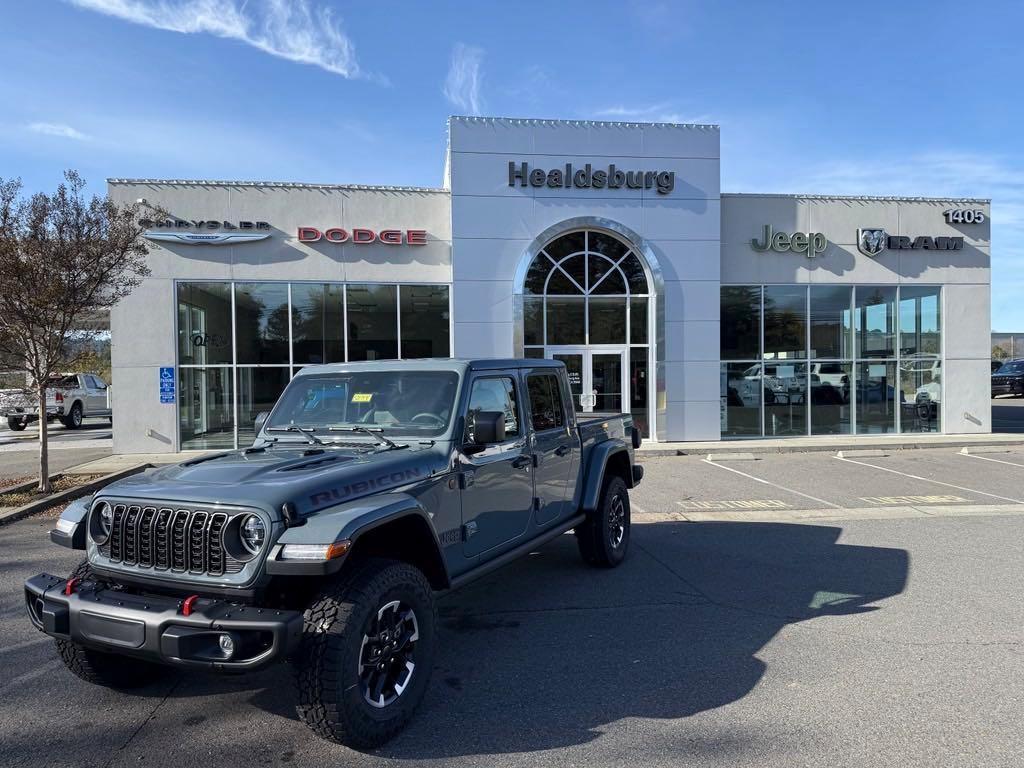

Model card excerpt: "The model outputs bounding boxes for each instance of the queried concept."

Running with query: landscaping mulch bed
[0,474,107,514]
[0,475,33,492]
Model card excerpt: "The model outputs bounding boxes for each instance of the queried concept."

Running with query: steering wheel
[410,413,445,427]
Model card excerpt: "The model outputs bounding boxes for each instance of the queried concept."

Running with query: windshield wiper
[327,425,403,450]
[265,425,325,446]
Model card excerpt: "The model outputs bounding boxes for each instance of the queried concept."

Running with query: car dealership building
[108,116,992,453]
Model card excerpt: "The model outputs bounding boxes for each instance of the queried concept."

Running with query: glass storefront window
[629,347,648,438]
[177,282,232,365]
[764,286,806,360]
[236,367,291,446]
[763,362,807,436]
[523,297,543,346]
[291,284,344,365]
[900,357,941,433]
[630,298,648,344]
[899,286,941,356]
[856,361,897,433]
[177,281,450,449]
[179,367,234,449]
[855,286,897,360]
[810,286,853,359]
[589,297,627,344]
[235,283,289,364]
[347,284,398,361]
[721,363,761,437]
[810,362,852,434]
[721,286,761,360]
[400,285,450,358]
[546,297,585,345]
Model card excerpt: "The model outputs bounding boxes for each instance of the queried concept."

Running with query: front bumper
[25,573,303,672]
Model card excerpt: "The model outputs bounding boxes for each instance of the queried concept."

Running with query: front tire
[296,559,437,749]
[55,561,168,689]
[576,474,631,568]
[62,402,83,429]
[7,417,26,431]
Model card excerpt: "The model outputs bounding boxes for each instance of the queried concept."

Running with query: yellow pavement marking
[859,495,968,505]
[677,499,791,510]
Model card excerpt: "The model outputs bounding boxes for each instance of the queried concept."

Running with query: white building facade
[108,117,991,453]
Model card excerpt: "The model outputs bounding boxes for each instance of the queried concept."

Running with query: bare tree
[0,171,156,492]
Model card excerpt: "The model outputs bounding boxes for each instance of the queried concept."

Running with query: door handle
[511,455,532,470]
[554,444,571,457]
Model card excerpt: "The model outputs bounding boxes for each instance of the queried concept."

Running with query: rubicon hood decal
[144,231,271,246]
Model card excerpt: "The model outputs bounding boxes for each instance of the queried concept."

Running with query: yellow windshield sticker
[351,393,373,403]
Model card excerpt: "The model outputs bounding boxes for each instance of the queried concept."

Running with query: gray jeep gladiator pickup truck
[25,358,642,747]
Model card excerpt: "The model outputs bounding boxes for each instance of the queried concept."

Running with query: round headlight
[240,515,266,556]
[91,501,113,545]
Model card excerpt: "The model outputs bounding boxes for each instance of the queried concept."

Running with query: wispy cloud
[27,122,90,141]
[443,43,484,115]
[593,103,713,124]
[66,0,375,80]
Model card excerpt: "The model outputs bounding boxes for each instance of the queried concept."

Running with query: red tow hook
[181,594,200,617]
[64,577,80,596]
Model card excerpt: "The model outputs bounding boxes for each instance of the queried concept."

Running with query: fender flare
[580,439,632,512]
[266,493,447,581]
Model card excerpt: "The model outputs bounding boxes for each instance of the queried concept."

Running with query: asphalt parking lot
[2,447,1023,768]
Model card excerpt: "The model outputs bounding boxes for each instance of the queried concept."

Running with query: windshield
[996,362,1024,375]
[267,370,460,438]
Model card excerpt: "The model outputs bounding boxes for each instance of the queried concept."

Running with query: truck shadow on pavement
[2,520,910,764]
[239,519,910,759]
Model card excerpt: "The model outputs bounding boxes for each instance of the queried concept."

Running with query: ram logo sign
[857,228,887,257]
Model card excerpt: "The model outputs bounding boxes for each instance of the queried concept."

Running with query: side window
[527,373,565,432]
[466,377,519,442]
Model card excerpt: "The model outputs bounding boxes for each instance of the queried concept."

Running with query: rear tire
[61,403,83,429]
[295,558,437,749]
[576,474,631,568]
[7,418,25,431]
[54,561,168,689]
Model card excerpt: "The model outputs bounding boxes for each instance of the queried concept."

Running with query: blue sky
[2,1,1022,329]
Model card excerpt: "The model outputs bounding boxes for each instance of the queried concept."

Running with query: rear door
[458,372,534,558]
[526,371,578,525]
[86,375,108,413]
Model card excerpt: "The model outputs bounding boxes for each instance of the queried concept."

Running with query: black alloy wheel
[358,600,420,708]
[576,474,630,568]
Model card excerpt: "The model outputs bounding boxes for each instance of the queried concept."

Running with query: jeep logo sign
[751,225,827,258]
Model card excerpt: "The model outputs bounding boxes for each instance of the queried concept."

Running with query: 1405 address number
[943,209,986,224]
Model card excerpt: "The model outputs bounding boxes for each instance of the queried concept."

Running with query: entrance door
[549,348,627,414]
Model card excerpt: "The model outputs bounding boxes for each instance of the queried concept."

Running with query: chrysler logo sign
[857,228,964,258]
[141,217,272,247]
[145,231,270,246]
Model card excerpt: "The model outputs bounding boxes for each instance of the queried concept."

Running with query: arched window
[522,229,649,349]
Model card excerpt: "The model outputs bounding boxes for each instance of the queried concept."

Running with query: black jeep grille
[100,503,245,577]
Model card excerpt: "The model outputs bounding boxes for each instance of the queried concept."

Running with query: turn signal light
[278,540,351,561]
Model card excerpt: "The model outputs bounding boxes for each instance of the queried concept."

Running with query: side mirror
[254,411,270,435]
[471,411,506,446]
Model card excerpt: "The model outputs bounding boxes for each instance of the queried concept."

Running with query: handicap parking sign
[159,366,175,403]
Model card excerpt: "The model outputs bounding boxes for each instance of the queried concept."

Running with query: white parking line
[834,456,1024,504]
[960,452,1024,469]
[701,459,842,509]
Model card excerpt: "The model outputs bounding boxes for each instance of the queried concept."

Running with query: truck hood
[97,442,450,518]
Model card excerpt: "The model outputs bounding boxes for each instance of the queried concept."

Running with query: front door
[459,373,534,558]
[549,348,627,414]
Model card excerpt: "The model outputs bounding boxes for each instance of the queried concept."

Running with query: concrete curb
[0,464,151,527]
[640,437,1024,457]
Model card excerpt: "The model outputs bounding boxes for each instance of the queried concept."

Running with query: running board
[447,513,587,592]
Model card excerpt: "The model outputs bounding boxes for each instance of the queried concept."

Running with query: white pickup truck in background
[0,373,112,431]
